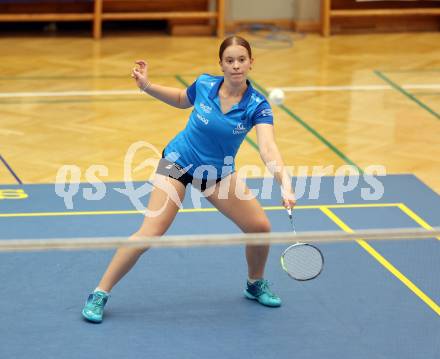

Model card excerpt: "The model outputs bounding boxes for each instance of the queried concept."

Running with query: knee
[135,227,166,238]
[129,227,166,255]
[127,233,148,255]
[136,219,169,238]
[247,218,271,233]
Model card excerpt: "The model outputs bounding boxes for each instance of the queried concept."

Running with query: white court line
[0,129,24,136]
[269,84,440,92]
[0,84,440,98]
[0,90,140,98]
[275,85,390,92]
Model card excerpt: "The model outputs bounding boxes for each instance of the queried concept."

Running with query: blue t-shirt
[164,74,273,180]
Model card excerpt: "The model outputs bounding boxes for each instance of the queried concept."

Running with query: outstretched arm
[255,123,296,209]
[131,60,192,109]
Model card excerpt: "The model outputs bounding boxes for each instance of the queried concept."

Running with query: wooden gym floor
[0,32,439,192]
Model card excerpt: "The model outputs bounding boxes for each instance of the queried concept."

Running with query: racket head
[280,243,324,281]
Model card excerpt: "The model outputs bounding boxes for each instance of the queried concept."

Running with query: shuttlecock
[268,88,285,105]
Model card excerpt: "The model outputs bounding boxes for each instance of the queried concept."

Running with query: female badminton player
[82,35,296,323]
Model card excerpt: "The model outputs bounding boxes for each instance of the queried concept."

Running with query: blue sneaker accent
[82,291,109,323]
[244,279,281,307]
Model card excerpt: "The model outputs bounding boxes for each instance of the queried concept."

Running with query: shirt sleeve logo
[259,108,273,117]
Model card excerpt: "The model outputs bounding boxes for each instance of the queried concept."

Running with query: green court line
[244,136,259,151]
[249,77,363,174]
[175,74,260,151]
[374,70,440,121]
[174,74,189,88]
[411,92,440,97]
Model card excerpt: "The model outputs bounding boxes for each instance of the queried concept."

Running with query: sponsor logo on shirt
[232,122,247,135]
[200,102,212,114]
[196,112,209,125]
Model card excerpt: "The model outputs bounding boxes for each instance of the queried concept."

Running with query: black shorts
[156,153,223,192]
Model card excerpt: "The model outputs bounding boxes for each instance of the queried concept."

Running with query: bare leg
[205,173,271,279]
[97,175,186,292]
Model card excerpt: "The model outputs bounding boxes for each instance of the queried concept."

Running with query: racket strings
[282,244,323,280]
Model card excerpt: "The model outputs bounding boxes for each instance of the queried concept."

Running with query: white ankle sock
[248,278,262,284]
[94,287,109,295]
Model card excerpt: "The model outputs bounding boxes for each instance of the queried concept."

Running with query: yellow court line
[264,203,400,210]
[397,203,440,241]
[320,206,440,317]
[0,202,403,218]
[0,210,137,218]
